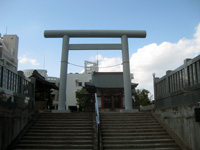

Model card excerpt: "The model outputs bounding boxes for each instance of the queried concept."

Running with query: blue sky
[1,0,200,94]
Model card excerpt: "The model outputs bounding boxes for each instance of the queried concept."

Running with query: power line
[99,63,122,68]
[68,62,84,68]
[68,62,123,68]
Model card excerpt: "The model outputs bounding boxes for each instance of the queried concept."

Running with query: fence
[0,60,35,108]
[154,55,200,109]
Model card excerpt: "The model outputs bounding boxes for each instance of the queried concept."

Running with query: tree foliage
[76,88,88,109]
[136,89,152,106]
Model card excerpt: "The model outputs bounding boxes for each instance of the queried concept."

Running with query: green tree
[76,88,88,110]
[136,89,152,106]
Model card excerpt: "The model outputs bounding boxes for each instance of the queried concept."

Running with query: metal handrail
[94,93,100,150]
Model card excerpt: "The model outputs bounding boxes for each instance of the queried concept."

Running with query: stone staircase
[13,112,94,150]
[100,112,182,150]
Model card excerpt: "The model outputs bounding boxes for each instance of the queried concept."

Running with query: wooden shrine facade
[31,70,58,110]
[85,72,138,110]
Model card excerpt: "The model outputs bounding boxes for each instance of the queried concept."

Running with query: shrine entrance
[44,30,146,110]
[104,96,121,109]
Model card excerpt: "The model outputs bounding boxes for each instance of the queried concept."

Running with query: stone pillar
[121,35,132,110]
[58,35,69,110]
[17,71,24,95]
[184,59,191,88]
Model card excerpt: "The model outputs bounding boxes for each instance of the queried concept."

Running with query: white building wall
[22,69,92,110]
[66,73,92,108]
[0,34,19,70]
[46,76,60,109]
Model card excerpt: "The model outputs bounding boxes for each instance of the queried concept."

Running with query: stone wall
[155,104,200,150]
[0,106,35,150]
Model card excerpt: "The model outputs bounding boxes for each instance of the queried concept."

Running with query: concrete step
[21,136,93,140]
[32,124,92,127]
[103,143,180,149]
[100,112,181,150]
[39,116,93,119]
[14,144,93,149]
[13,112,94,150]
[40,114,92,118]
[103,148,181,150]
[30,126,93,130]
[103,138,175,144]
[101,120,158,124]
[102,132,169,137]
[100,115,153,118]
[102,135,172,140]
[19,140,93,145]
[40,114,93,116]
[101,117,155,121]
[100,115,153,117]
[14,149,93,150]
[24,132,93,136]
[38,117,93,120]
[101,128,165,133]
[37,119,92,121]
[38,117,92,119]
[27,129,93,133]
[33,122,92,127]
[34,120,92,124]
[100,114,153,116]
[101,126,163,129]
[100,112,150,115]
[101,123,160,127]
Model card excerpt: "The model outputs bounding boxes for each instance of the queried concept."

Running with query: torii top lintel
[44,30,146,38]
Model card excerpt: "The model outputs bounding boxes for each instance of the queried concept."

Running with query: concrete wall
[0,106,34,150]
[66,73,92,108]
[155,104,200,150]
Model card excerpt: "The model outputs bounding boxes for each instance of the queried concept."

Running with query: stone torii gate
[44,30,146,110]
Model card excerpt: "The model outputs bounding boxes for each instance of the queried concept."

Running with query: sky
[0,0,200,96]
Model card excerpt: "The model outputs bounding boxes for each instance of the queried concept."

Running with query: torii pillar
[44,30,146,110]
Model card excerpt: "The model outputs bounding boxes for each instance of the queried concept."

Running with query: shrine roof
[85,72,138,89]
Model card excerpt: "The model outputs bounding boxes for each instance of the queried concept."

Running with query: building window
[76,80,82,87]
[78,82,82,87]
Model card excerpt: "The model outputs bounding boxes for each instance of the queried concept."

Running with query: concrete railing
[154,55,200,109]
[0,60,35,109]
[0,61,36,150]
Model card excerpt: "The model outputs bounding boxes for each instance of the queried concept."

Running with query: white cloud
[97,55,123,72]
[130,23,200,95]
[94,23,200,96]
[90,54,103,60]
[19,55,40,66]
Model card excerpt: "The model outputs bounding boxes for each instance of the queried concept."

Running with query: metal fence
[154,55,200,109]
[0,60,35,108]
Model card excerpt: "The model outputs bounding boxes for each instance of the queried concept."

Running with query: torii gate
[44,30,146,110]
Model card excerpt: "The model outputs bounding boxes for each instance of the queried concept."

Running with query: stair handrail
[94,93,101,150]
